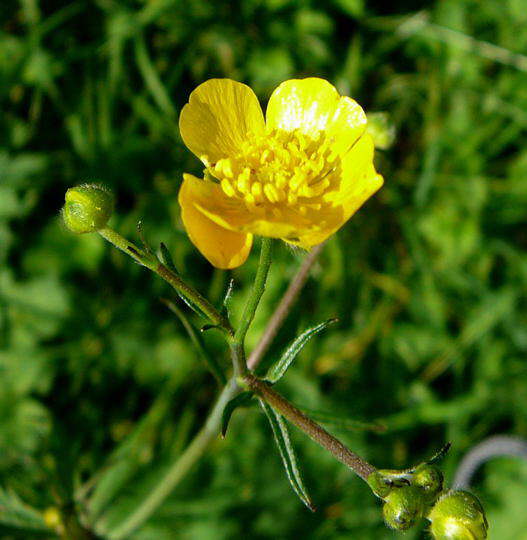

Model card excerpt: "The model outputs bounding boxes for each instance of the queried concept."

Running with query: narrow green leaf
[265,318,338,384]
[158,242,178,273]
[260,400,316,511]
[221,392,253,437]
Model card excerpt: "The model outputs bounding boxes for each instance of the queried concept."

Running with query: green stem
[107,379,240,540]
[244,374,377,482]
[98,227,232,334]
[234,238,273,346]
[229,238,273,376]
[100,243,308,539]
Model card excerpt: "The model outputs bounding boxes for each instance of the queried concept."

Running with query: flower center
[208,129,341,216]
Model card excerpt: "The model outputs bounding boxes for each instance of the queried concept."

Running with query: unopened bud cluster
[368,464,487,538]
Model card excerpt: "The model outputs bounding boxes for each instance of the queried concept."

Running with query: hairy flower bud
[428,490,488,539]
[62,184,114,234]
[413,464,443,502]
[383,486,424,531]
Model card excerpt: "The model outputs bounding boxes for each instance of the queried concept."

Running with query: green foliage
[260,400,314,512]
[221,392,253,437]
[1,0,527,538]
[265,318,337,383]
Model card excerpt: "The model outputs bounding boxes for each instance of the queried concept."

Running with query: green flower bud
[383,486,424,531]
[412,464,443,502]
[428,490,488,540]
[366,111,396,150]
[62,184,114,234]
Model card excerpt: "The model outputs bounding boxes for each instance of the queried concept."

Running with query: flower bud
[428,490,488,539]
[62,184,114,234]
[366,112,396,150]
[383,486,424,531]
[412,464,443,502]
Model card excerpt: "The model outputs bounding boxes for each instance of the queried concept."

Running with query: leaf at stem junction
[265,318,338,384]
[159,243,211,320]
[158,242,178,273]
[260,400,316,512]
[221,392,254,437]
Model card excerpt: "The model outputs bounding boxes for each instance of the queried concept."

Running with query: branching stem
[244,374,376,481]
[98,227,232,334]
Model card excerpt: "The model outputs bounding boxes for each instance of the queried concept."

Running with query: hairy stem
[244,374,376,481]
[102,244,318,538]
[98,227,232,334]
[247,243,324,370]
[229,238,274,376]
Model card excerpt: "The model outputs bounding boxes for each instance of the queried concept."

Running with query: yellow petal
[179,175,308,241]
[293,134,383,248]
[179,175,253,269]
[331,133,384,213]
[265,78,367,155]
[179,79,265,166]
[181,173,254,231]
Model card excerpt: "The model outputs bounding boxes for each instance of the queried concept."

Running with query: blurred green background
[2,0,527,538]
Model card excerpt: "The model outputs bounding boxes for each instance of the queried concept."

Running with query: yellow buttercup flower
[178,78,383,268]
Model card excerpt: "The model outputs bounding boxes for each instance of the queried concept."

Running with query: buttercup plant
[62,78,488,539]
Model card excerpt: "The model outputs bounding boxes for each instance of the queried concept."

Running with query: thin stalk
[107,379,240,540]
[102,245,320,539]
[98,227,232,334]
[234,237,274,346]
[247,243,324,370]
[244,374,376,481]
[229,238,273,376]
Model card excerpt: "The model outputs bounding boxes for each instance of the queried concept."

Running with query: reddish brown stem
[245,373,376,481]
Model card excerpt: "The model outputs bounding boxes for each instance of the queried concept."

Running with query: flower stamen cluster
[210,128,342,227]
